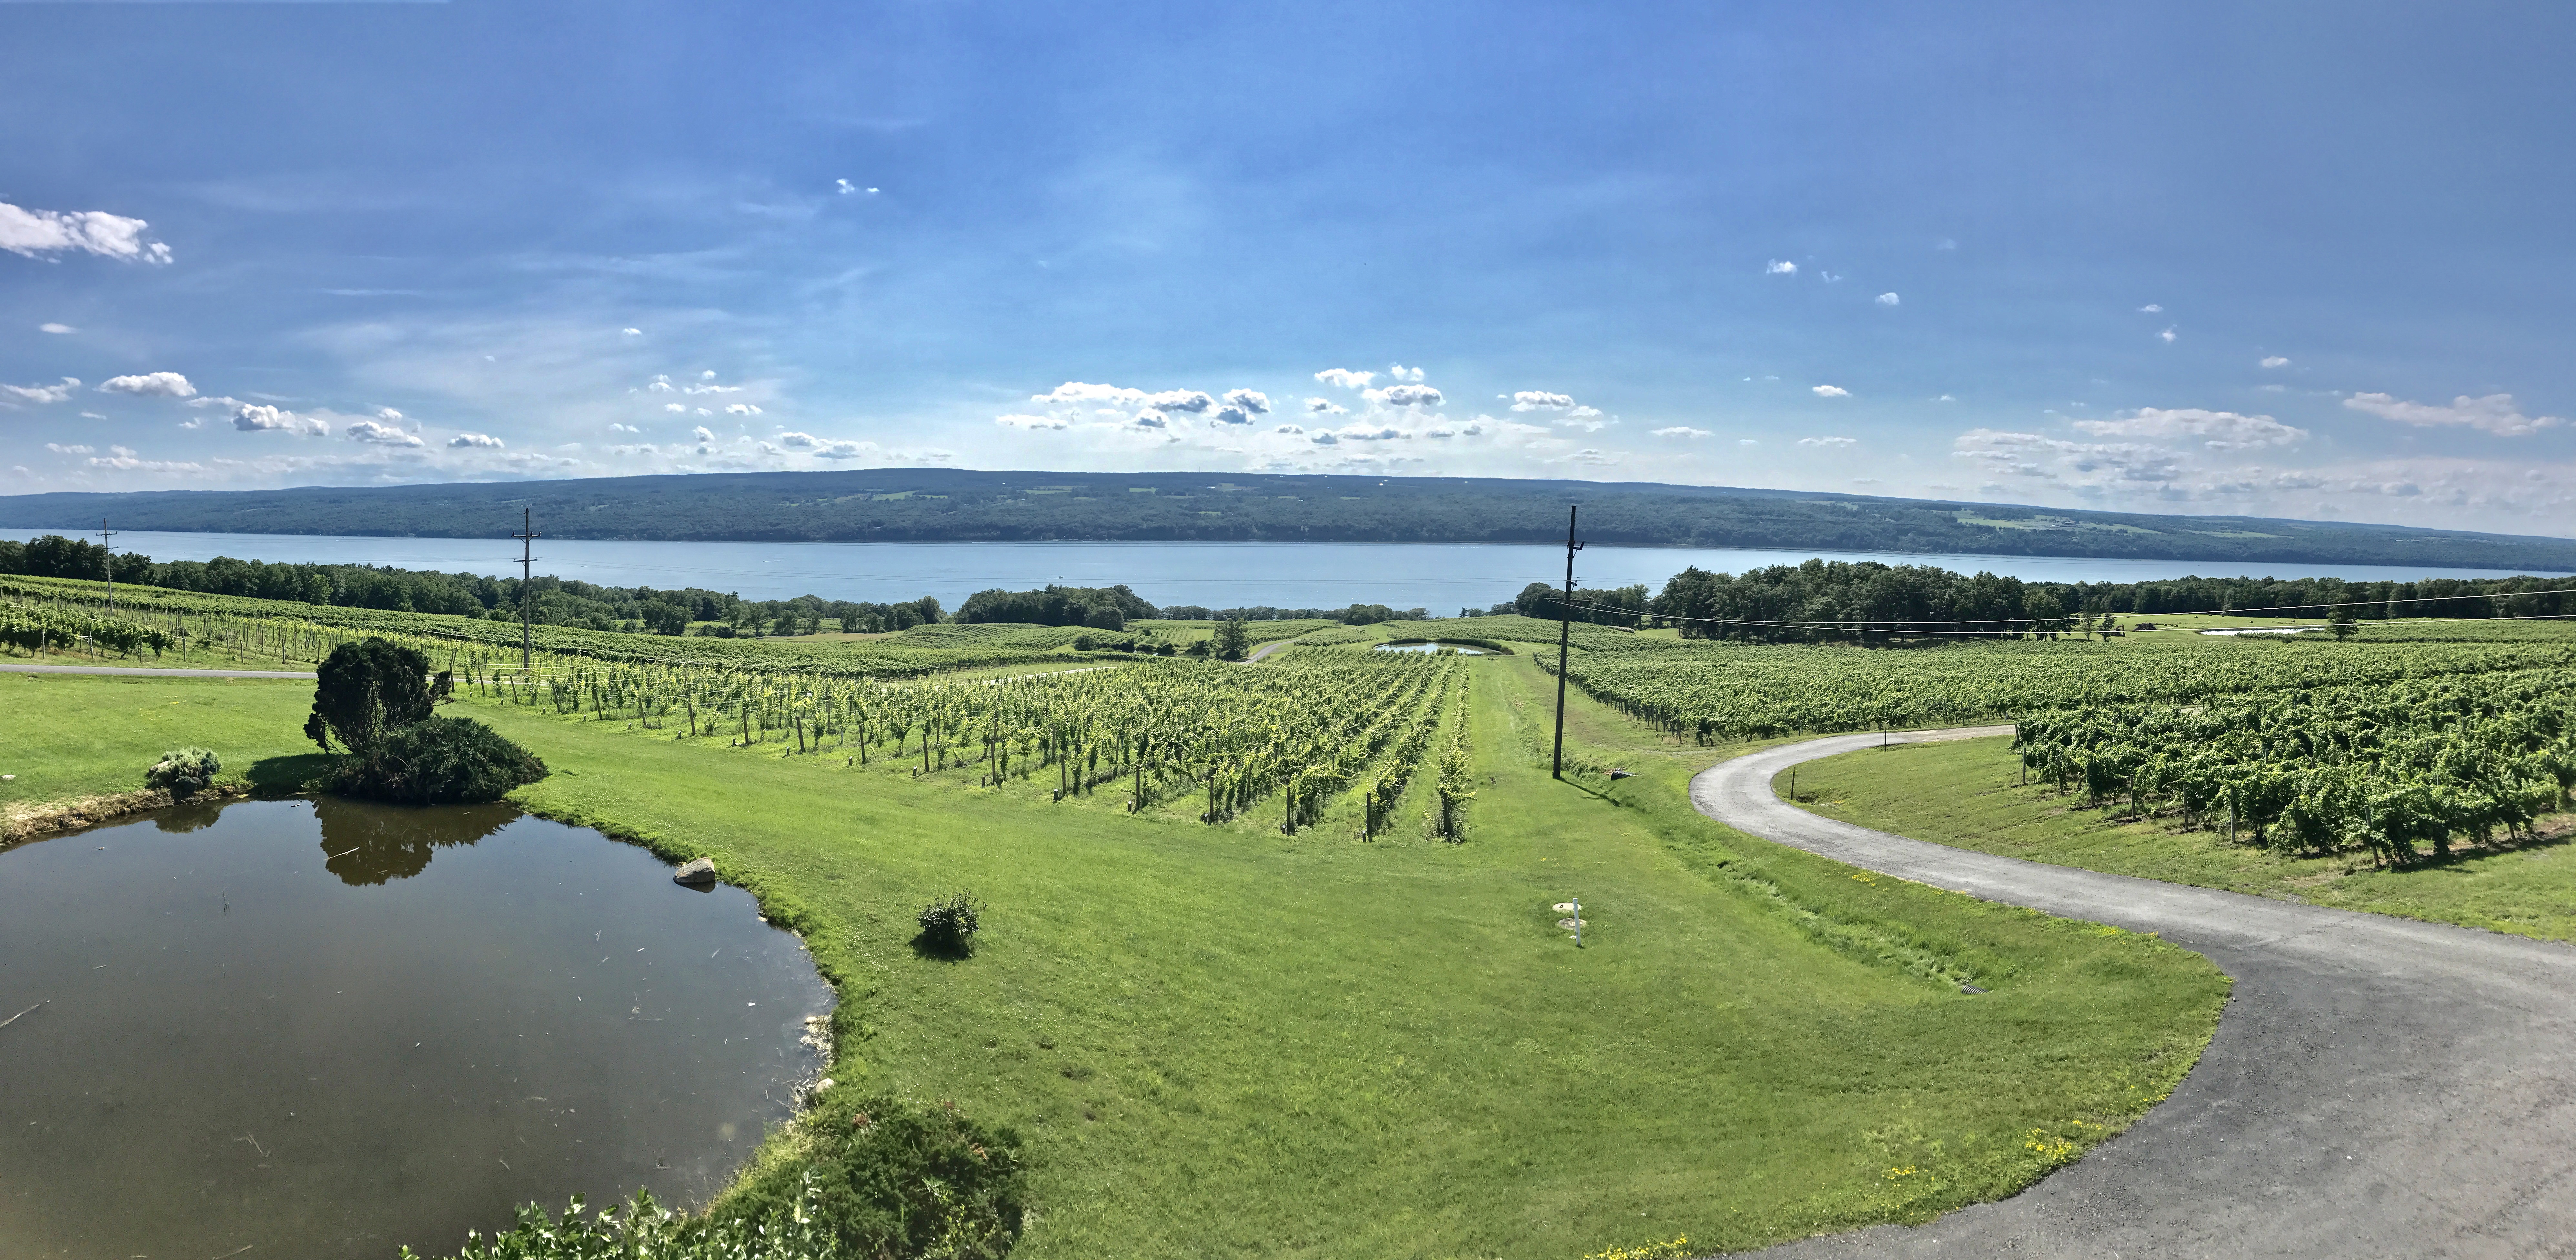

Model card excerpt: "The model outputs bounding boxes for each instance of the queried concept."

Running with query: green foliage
[1556,632,2576,742]
[143,747,221,798]
[916,891,983,955]
[1212,616,1251,661]
[333,715,548,804]
[957,584,1156,629]
[2012,669,2576,864]
[308,637,436,756]
[0,601,172,657]
[402,1092,1027,1260]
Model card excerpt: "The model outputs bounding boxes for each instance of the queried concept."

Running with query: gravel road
[0,663,316,679]
[1693,727,2576,1260]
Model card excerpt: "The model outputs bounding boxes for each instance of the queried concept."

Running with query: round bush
[144,747,221,799]
[334,716,548,804]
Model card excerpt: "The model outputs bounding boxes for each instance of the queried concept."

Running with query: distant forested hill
[5,468,2573,572]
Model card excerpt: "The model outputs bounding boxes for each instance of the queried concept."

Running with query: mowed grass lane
[1787,734,2576,944]
[459,658,2225,1258]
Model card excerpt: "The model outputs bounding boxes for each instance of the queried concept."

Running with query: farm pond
[0,798,833,1260]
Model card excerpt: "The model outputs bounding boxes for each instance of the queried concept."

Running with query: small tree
[2329,604,2359,640]
[1213,616,1252,662]
[305,637,436,757]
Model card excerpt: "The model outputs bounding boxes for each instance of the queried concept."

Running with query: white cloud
[622,328,643,336]
[1798,436,1859,448]
[98,371,196,398]
[1820,271,1843,284]
[0,200,172,264]
[835,179,879,196]
[2138,304,2163,313]
[1132,410,1168,429]
[2343,392,2564,437]
[45,443,94,455]
[1221,388,1270,415]
[776,432,826,449]
[88,455,206,473]
[1273,424,1305,435]
[1313,368,1376,390]
[346,418,424,447]
[1146,390,1214,413]
[1,377,80,404]
[1766,259,1798,275]
[374,407,404,422]
[1875,292,1900,306]
[700,370,716,380]
[1651,426,1712,438]
[1303,397,1347,415]
[724,403,762,416]
[610,422,640,433]
[231,403,329,436]
[2158,327,2178,343]
[1811,384,1850,398]
[39,322,75,334]
[1387,364,1426,383]
[1738,438,1759,447]
[648,375,675,392]
[994,413,1068,431]
[2260,356,2290,369]
[810,440,875,460]
[1365,384,1444,408]
[447,432,504,449]
[1510,391,1576,412]
[663,403,686,413]
[692,426,717,442]
[2071,407,2308,450]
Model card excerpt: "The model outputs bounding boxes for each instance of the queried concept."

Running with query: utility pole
[97,518,118,614]
[511,508,540,672]
[1552,504,1583,780]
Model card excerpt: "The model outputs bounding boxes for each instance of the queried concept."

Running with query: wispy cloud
[2343,392,2564,437]
[2,377,80,405]
[2260,356,2290,369]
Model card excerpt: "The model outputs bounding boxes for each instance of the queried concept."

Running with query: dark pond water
[0,798,833,1260]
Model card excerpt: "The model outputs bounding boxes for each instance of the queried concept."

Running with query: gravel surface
[0,663,316,679]
[1693,727,2576,1260]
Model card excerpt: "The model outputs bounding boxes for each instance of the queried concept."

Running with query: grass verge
[2,665,2229,1258]
[1786,734,2576,942]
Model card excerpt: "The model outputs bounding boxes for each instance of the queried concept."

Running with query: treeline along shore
[7,533,2570,646]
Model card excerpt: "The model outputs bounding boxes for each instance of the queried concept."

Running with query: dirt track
[1692,727,2576,1260]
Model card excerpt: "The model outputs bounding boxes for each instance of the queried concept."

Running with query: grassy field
[0,673,321,817]
[1786,735,2576,943]
[0,659,2234,1257]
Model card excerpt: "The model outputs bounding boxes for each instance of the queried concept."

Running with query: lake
[9,529,2564,611]
[0,798,832,1260]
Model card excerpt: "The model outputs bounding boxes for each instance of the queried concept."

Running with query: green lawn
[0,665,2229,1258]
[1787,735,2576,942]
[0,673,320,819]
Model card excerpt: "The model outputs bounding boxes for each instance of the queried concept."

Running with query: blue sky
[4,1,2573,534]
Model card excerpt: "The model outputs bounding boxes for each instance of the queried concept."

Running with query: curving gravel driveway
[1693,728,2576,1260]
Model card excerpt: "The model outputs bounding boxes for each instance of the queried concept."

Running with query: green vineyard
[2011,670,2576,864]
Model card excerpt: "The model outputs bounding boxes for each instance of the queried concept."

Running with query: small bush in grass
[144,747,221,799]
[332,716,548,804]
[916,891,982,956]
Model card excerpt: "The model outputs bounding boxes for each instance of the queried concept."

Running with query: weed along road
[1692,728,2576,1259]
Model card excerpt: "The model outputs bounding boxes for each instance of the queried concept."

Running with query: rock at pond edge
[673,857,718,886]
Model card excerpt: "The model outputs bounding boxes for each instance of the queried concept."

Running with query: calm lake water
[9,529,2564,611]
[0,798,831,1260]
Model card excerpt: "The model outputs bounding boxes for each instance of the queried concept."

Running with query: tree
[305,637,438,757]
[2329,604,2359,640]
[1213,616,1252,661]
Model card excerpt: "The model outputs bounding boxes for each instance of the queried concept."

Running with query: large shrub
[305,637,441,757]
[915,891,982,956]
[144,747,221,798]
[331,716,548,804]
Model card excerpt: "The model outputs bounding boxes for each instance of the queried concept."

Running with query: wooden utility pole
[511,508,540,671]
[97,518,118,614]
[1552,505,1583,780]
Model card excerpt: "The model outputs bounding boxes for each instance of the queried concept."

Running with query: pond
[1372,641,1491,654]
[0,798,833,1260]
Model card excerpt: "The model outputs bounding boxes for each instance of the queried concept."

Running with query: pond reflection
[315,795,518,885]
